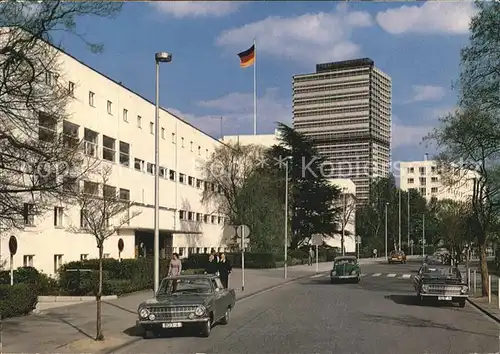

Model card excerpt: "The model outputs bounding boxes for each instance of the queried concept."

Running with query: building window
[119,188,130,201]
[119,141,130,166]
[190,141,193,151]
[134,158,144,172]
[83,181,99,196]
[196,213,202,222]
[419,167,425,175]
[149,122,154,134]
[172,133,176,143]
[407,178,414,184]
[419,177,426,186]
[419,188,426,195]
[123,109,128,122]
[62,120,79,149]
[179,173,185,183]
[83,128,98,158]
[211,215,216,224]
[181,137,185,148]
[54,254,63,273]
[218,216,222,224]
[188,176,194,186]
[54,207,64,227]
[137,115,142,128]
[102,135,116,162]
[431,166,436,174]
[206,149,209,158]
[196,179,202,189]
[431,177,438,183]
[68,81,75,97]
[407,167,414,174]
[179,210,186,220]
[38,112,57,142]
[23,203,35,226]
[63,177,78,194]
[169,170,176,181]
[188,212,194,221]
[103,185,116,199]
[23,255,34,267]
[204,215,209,223]
[198,146,201,155]
[107,100,113,115]
[159,167,166,178]
[46,71,57,86]
[80,254,88,261]
[89,91,95,107]
[80,208,89,229]
[147,162,155,174]
[103,253,110,259]
[431,187,438,194]
[161,127,165,139]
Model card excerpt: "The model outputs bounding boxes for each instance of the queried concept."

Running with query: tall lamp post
[154,52,172,294]
[398,189,401,251]
[342,187,347,256]
[422,213,426,258]
[385,202,389,260]
[407,191,410,253]
[284,156,292,279]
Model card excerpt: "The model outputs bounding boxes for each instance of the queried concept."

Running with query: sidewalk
[1,262,335,353]
[467,271,500,323]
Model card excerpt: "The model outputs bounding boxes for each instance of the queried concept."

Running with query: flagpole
[253,38,257,135]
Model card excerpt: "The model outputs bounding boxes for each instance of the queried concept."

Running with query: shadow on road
[123,323,221,339]
[384,294,462,308]
[362,313,496,338]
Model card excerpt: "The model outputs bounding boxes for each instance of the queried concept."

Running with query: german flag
[237,44,255,68]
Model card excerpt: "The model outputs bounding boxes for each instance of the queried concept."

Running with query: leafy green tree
[266,123,341,249]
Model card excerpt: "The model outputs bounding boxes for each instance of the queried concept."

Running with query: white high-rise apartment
[293,58,392,202]
[399,158,478,202]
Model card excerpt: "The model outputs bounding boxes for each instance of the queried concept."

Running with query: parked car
[330,256,361,283]
[136,274,236,338]
[412,264,468,307]
[388,250,407,264]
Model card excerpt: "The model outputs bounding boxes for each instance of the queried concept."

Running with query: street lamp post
[154,52,172,294]
[422,213,426,258]
[407,191,410,253]
[284,156,292,279]
[398,189,401,251]
[385,202,389,260]
[342,187,347,256]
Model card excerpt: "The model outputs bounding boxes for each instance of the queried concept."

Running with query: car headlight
[331,271,336,276]
[422,285,429,292]
[461,286,468,294]
[139,308,150,318]
[194,305,206,317]
[351,270,357,275]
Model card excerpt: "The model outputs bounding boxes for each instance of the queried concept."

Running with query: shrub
[0,283,38,319]
[0,267,58,295]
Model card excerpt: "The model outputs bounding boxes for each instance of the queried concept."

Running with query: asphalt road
[115,261,500,354]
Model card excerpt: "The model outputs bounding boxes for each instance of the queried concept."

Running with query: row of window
[179,210,225,224]
[406,166,440,175]
[22,253,111,274]
[407,176,439,185]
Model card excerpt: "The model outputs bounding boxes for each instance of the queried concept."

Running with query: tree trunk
[479,242,489,297]
[96,244,104,341]
[341,225,345,256]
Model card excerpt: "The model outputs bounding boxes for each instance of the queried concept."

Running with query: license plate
[162,322,182,328]
[438,296,452,301]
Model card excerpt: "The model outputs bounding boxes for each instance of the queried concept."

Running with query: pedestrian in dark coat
[205,254,218,275]
[218,253,232,288]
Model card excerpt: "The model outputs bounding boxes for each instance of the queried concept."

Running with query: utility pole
[398,189,401,251]
[422,214,426,257]
[407,191,410,253]
[385,202,389,260]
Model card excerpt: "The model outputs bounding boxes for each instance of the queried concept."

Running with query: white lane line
[387,273,397,277]
[372,273,381,277]
[360,273,367,277]
[311,274,323,278]
[401,274,411,279]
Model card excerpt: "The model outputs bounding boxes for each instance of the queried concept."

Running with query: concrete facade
[399,159,478,202]
[0,46,226,275]
[293,58,392,203]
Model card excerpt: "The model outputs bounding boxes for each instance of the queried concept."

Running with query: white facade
[222,130,280,147]
[0,46,227,275]
[399,160,478,202]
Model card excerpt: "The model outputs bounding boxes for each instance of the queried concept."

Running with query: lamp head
[155,52,172,63]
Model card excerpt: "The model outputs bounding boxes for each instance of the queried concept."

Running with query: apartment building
[293,58,392,203]
[0,45,227,275]
[399,159,478,202]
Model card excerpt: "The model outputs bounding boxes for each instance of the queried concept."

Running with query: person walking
[205,254,218,275]
[211,249,220,263]
[308,247,314,266]
[373,248,378,259]
[168,253,182,292]
[218,253,232,288]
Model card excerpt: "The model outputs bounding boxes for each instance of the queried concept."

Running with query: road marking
[401,274,411,279]
[372,273,381,277]
[387,273,397,277]
[311,274,324,278]
[360,273,367,277]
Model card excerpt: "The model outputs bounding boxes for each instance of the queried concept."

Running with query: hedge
[0,283,38,319]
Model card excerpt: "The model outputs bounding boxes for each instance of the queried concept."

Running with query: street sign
[236,237,250,247]
[236,225,250,238]
[312,234,322,246]
[118,238,124,252]
[8,236,17,255]
[222,225,236,241]
[356,236,361,244]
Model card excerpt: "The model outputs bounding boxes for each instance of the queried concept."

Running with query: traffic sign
[118,238,124,252]
[222,225,236,241]
[236,225,250,238]
[8,236,17,255]
[312,234,322,246]
[356,236,361,244]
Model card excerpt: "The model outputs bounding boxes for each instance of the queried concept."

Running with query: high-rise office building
[293,58,392,202]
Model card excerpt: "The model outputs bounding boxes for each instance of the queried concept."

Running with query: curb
[100,271,328,354]
[467,297,500,324]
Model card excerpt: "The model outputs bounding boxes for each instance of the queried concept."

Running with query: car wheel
[220,308,230,325]
[356,277,360,283]
[201,319,211,337]
[458,300,466,308]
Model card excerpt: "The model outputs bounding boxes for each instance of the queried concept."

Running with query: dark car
[136,274,236,338]
[330,256,361,283]
[388,250,407,264]
[412,264,468,307]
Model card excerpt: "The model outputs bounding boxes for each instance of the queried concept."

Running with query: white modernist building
[399,159,478,202]
[0,46,227,275]
[222,132,356,252]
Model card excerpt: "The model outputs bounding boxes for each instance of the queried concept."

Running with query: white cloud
[216,4,372,64]
[427,106,457,120]
[410,85,447,102]
[376,2,477,35]
[150,1,242,18]
[392,116,434,148]
[171,88,291,137]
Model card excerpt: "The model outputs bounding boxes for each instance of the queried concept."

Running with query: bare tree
[339,193,356,255]
[71,166,140,341]
[0,1,121,230]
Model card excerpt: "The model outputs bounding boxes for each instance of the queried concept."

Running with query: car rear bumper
[137,318,209,326]
[331,275,358,279]
[420,294,468,298]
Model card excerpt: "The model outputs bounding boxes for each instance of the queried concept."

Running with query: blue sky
[57,1,476,163]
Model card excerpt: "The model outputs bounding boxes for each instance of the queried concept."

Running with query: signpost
[118,238,124,262]
[312,234,322,273]
[8,236,17,286]
[356,236,361,259]
[236,225,250,292]
[410,239,414,256]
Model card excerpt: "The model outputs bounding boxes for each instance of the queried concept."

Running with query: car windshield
[422,266,460,277]
[335,259,356,266]
[157,278,213,295]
